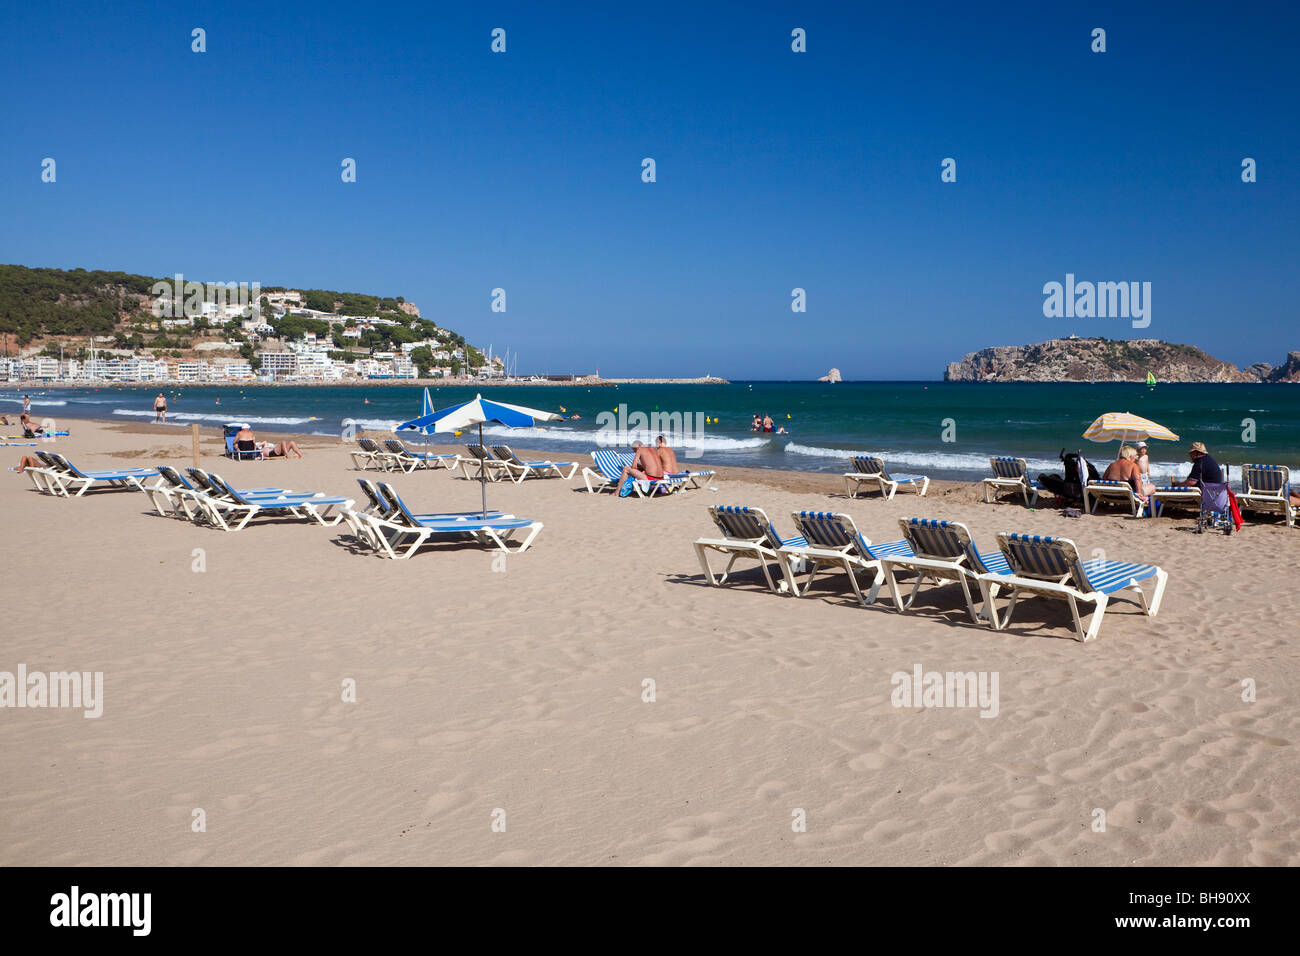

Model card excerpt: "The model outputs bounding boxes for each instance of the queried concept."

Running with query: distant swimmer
[215,397,221,405]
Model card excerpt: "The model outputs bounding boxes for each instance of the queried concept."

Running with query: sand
[1,419,1296,866]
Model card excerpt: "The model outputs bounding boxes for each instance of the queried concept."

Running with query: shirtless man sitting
[1100,446,1143,493]
[655,435,679,475]
[618,440,665,484]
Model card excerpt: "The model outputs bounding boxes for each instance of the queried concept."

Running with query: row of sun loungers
[352,439,719,497]
[27,451,546,554]
[351,438,462,473]
[695,504,1168,642]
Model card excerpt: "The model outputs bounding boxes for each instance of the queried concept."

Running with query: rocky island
[944,338,1300,383]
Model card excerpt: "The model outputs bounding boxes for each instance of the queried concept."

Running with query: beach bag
[619,477,636,497]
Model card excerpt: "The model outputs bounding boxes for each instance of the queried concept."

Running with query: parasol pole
[479,421,487,518]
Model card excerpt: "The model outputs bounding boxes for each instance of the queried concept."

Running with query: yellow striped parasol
[1082,412,1179,444]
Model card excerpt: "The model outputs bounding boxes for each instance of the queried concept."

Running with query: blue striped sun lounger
[1083,479,1149,517]
[694,504,807,595]
[779,510,913,606]
[350,482,541,558]
[990,533,1168,642]
[983,457,1044,507]
[383,439,461,473]
[491,445,579,482]
[1237,464,1296,528]
[199,472,353,532]
[38,452,156,497]
[843,456,930,500]
[879,517,1013,624]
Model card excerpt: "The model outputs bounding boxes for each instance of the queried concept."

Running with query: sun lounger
[491,445,579,482]
[1083,479,1149,516]
[40,452,155,497]
[350,482,540,558]
[778,510,914,606]
[983,457,1044,506]
[23,451,67,494]
[343,479,509,552]
[351,437,396,471]
[665,468,717,489]
[987,533,1168,642]
[1238,464,1296,528]
[197,471,353,532]
[879,517,1013,624]
[693,505,806,595]
[1147,485,1200,517]
[151,466,293,521]
[460,444,516,482]
[580,450,685,497]
[843,456,929,500]
[381,439,460,473]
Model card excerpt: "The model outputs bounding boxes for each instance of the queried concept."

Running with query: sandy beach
[1,419,1296,866]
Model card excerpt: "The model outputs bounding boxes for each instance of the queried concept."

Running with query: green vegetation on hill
[0,265,466,360]
[0,265,157,343]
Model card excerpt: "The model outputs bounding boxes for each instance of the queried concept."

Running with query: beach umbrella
[1082,412,1179,458]
[393,394,564,517]
[418,387,436,435]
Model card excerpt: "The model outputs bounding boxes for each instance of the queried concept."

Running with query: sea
[7,381,1298,483]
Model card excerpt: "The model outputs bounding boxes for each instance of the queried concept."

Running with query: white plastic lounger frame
[201,472,353,532]
[983,457,1043,506]
[1083,479,1149,516]
[491,445,579,482]
[843,456,929,500]
[778,511,914,606]
[358,482,540,558]
[46,453,155,497]
[461,444,515,482]
[879,517,1012,624]
[987,533,1168,642]
[1148,485,1201,517]
[392,440,460,472]
[1237,464,1296,528]
[351,437,396,471]
[694,505,804,595]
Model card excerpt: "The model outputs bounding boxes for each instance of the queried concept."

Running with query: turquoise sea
[9,381,1299,483]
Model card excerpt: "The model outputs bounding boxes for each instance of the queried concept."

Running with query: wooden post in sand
[192,424,201,468]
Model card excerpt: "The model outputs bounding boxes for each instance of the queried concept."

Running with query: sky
[1,0,1296,379]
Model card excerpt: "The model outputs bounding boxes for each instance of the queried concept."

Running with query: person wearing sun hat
[1173,441,1222,488]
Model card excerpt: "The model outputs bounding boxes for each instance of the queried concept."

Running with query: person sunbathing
[9,455,41,473]
[236,427,303,459]
[655,435,679,474]
[260,439,303,459]
[1101,445,1144,494]
[618,441,665,483]
[18,413,44,437]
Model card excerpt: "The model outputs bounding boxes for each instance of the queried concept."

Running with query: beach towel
[1228,487,1243,531]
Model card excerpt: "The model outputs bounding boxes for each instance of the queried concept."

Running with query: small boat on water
[1146,371,1157,390]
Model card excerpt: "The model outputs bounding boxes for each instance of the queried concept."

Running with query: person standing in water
[153,392,167,423]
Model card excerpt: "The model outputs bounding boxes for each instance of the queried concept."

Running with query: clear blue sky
[2,0,1296,379]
